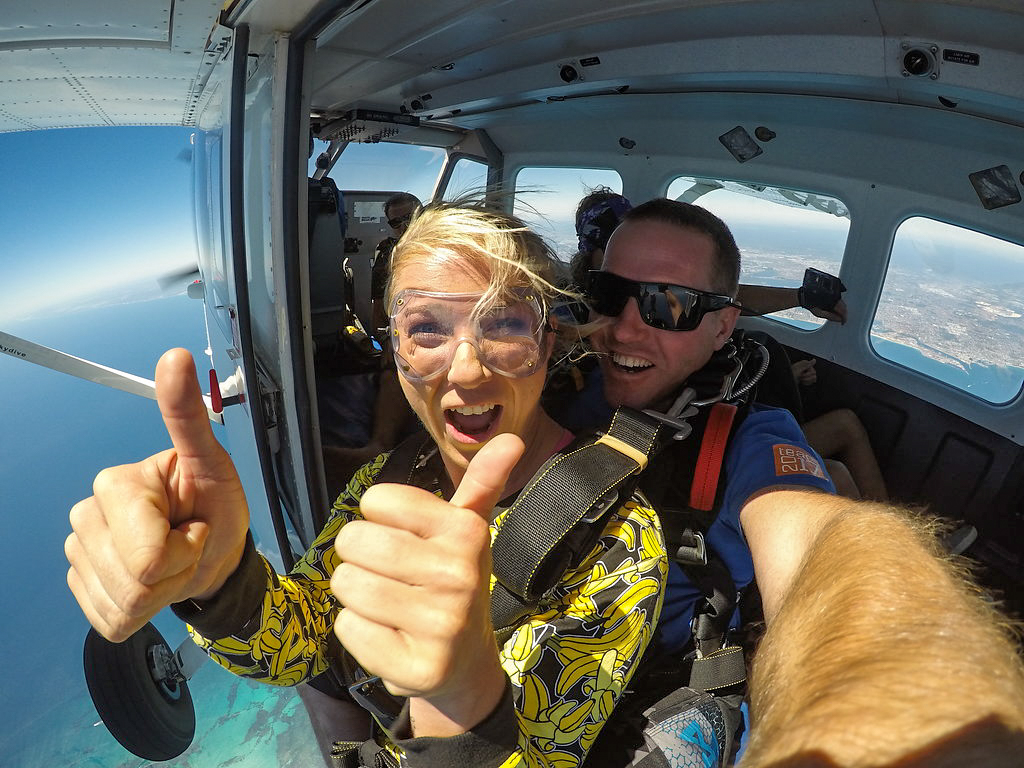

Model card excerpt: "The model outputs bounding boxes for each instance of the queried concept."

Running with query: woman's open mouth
[445,403,502,443]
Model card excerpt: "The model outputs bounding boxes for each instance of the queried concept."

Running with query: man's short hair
[622,198,741,295]
[384,192,422,218]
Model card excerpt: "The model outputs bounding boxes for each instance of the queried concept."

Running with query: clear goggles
[389,289,545,382]
[586,270,738,332]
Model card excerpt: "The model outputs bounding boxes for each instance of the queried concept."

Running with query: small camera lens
[903,49,931,76]
[559,65,579,83]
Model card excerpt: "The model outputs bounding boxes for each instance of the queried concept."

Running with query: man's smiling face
[591,218,740,411]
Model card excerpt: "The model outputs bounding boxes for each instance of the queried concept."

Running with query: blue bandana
[576,195,632,254]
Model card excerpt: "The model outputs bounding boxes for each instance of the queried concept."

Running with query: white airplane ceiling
[3,0,1024,133]
[0,0,224,132]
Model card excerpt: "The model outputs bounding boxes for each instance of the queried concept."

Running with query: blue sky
[1,129,200,326]
[0,126,323,767]
[0,127,194,763]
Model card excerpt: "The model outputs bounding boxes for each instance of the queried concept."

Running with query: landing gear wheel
[83,622,196,761]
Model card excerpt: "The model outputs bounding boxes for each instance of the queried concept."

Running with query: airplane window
[666,176,850,329]
[513,167,623,261]
[871,217,1024,404]
[444,157,489,199]
[319,140,446,202]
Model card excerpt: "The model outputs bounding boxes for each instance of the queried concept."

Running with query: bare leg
[824,458,860,499]
[802,408,888,501]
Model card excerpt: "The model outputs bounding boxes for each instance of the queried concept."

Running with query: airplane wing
[0,0,230,132]
[676,177,851,219]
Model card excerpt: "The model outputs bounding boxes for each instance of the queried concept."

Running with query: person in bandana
[570,187,635,289]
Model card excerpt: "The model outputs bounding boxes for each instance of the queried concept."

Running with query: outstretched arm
[737,284,847,324]
[740,494,1024,766]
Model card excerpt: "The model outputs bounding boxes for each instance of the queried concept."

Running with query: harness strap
[667,400,744,694]
[689,403,737,511]
[682,555,747,694]
[376,431,435,485]
[650,393,752,696]
[330,740,362,768]
[338,430,440,730]
[490,408,666,638]
[688,647,747,692]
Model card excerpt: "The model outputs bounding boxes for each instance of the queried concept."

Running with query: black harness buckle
[674,529,707,567]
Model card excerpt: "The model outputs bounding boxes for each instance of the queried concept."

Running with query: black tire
[83,623,196,761]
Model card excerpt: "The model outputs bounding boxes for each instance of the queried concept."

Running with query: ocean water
[4,665,321,768]
[873,338,1024,404]
[0,293,320,767]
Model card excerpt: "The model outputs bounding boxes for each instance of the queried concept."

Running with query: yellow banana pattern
[190,455,667,767]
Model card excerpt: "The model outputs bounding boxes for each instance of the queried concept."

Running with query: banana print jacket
[178,451,668,768]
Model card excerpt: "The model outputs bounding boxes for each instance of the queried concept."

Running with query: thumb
[450,433,525,520]
[155,348,226,470]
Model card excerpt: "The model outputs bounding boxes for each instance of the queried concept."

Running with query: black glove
[798,268,846,313]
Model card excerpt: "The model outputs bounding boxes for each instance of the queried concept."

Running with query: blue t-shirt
[558,366,835,651]
[656,404,836,653]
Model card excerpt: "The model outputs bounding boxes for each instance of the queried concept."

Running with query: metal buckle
[581,487,620,524]
[692,345,743,407]
[347,675,404,725]
[643,386,700,440]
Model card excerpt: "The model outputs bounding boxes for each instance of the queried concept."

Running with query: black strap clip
[674,528,707,567]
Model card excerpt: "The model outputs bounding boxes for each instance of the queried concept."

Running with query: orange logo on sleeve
[772,444,826,479]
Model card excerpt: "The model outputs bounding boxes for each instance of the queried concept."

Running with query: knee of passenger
[825,459,861,500]
[834,408,867,440]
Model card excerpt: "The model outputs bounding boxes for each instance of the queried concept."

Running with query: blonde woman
[66,203,668,766]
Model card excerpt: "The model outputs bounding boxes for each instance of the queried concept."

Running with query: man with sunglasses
[578,199,1024,766]
[572,198,837,764]
[570,189,848,326]
[322,192,424,496]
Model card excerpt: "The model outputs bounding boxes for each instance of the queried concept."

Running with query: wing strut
[0,329,224,424]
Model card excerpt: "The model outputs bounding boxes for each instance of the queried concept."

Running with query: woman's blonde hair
[385,201,563,319]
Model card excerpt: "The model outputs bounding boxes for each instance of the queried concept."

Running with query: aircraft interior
[3,1,1024,763]
[288,1,1024,616]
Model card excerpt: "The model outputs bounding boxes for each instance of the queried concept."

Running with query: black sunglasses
[586,270,738,331]
[387,213,412,229]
